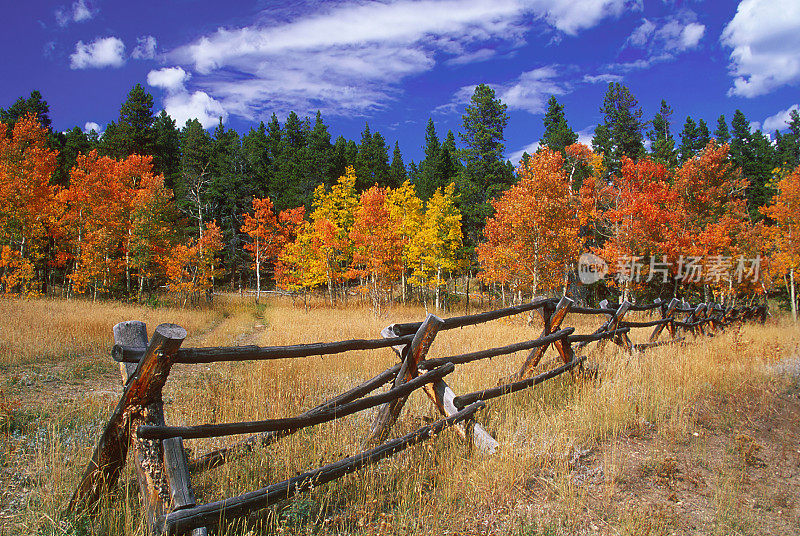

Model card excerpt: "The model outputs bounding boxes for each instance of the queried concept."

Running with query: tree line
[1,82,798,315]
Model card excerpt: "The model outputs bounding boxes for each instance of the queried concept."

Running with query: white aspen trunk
[791,269,797,322]
[435,267,441,311]
[255,235,261,304]
[533,237,539,298]
[327,267,334,305]
[126,228,131,296]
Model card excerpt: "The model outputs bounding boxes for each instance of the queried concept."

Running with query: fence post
[367,315,499,453]
[598,300,631,352]
[366,314,443,444]
[649,298,679,342]
[512,297,573,381]
[68,323,186,535]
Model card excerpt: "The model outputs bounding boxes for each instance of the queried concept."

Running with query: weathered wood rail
[68,296,767,535]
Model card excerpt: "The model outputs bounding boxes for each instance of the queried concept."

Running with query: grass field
[1,295,799,535]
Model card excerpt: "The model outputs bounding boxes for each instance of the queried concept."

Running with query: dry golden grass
[0,296,220,367]
[2,295,799,535]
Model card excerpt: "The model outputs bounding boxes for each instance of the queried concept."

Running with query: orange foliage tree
[761,165,800,320]
[161,221,223,306]
[0,114,58,295]
[596,157,685,299]
[478,148,586,302]
[674,141,753,301]
[58,151,172,299]
[241,197,284,303]
[350,186,404,313]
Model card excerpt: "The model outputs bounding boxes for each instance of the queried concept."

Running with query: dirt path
[518,381,800,535]
[0,311,269,530]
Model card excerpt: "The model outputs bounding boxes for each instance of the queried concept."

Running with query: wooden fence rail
[69,296,767,535]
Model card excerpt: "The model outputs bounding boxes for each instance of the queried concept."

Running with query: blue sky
[3,0,800,165]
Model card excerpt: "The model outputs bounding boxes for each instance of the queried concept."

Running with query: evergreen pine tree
[696,119,711,153]
[389,141,407,187]
[0,90,51,130]
[457,83,514,249]
[417,118,443,200]
[730,110,776,219]
[540,96,577,154]
[308,111,334,188]
[678,116,700,162]
[52,127,91,187]
[714,115,731,145]
[592,82,645,174]
[241,121,271,199]
[152,110,181,189]
[178,118,214,235]
[646,99,676,167]
[103,84,156,158]
[331,135,349,180]
[210,119,249,287]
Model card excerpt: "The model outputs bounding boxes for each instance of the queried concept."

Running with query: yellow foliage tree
[386,180,423,302]
[279,167,359,303]
[408,183,462,310]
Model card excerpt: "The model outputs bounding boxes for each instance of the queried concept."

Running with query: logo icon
[578,253,608,284]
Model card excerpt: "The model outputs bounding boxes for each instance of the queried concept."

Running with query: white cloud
[721,0,800,97]
[507,126,594,165]
[606,53,673,72]
[627,18,656,47]
[435,66,569,117]
[132,36,157,60]
[165,0,635,119]
[84,121,102,134]
[72,0,92,22]
[163,91,227,129]
[148,67,225,129]
[446,48,497,66]
[55,0,96,27]
[625,13,705,54]
[508,140,540,165]
[498,66,570,114]
[583,73,623,84]
[576,126,595,146]
[680,22,705,49]
[433,66,569,118]
[147,67,190,92]
[763,104,799,133]
[526,0,636,36]
[70,37,125,69]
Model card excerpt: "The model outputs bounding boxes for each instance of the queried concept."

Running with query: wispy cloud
[435,65,570,117]
[626,15,704,52]
[160,0,636,121]
[721,0,800,97]
[131,36,157,60]
[507,126,594,165]
[69,36,125,69]
[607,11,705,72]
[583,73,623,84]
[498,66,571,114]
[55,0,96,27]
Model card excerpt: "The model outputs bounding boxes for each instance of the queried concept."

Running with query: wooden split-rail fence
[67,296,767,535]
